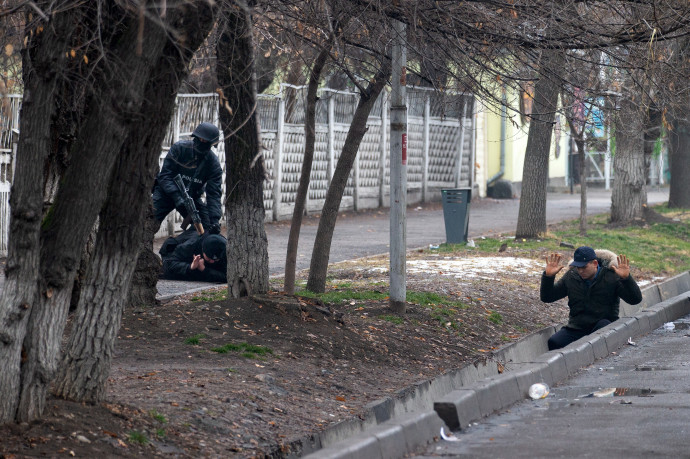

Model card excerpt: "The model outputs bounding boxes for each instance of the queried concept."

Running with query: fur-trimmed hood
[568,249,618,269]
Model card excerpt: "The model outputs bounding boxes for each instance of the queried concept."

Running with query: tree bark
[284,48,330,295]
[515,52,563,239]
[643,108,661,185]
[611,96,647,223]
[0,5,77,422]
[668,116,690,208]
[576,136,587,235]
[306,62,391,293]
[17,4,175,421]
[53,2,215,403]
[562,90,588,236]
[217,0,269,298]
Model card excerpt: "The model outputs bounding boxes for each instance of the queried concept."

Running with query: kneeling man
[541,246,642,350]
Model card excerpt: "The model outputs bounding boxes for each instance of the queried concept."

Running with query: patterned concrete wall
[0,89,473,251]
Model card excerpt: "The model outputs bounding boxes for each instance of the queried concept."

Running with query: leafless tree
[216,0,270,297]
[0,0,216,422]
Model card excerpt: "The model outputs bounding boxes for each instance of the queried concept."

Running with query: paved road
[413,313,690,458]
[0,187,670,299]
[266,188,670,278]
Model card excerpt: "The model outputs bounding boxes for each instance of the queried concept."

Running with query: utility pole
[389,20,407,313]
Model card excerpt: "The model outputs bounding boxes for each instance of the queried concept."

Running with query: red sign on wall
[402,133,407,165]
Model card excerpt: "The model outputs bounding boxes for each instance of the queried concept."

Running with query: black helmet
[191,122,220,145]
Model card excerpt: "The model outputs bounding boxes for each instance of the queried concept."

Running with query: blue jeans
[547,319,612,350]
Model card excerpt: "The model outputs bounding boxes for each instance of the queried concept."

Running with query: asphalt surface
[156,187,670,298]
[0,187,671,299]
[413,314,690,459]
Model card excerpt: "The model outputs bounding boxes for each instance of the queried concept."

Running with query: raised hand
[611,254,631,279]
[545,253,565,277]
[191,254,206,272]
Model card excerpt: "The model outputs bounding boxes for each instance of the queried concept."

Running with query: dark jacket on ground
[161,234,227,283]
[540,260,642,331]
[155,139,223,227]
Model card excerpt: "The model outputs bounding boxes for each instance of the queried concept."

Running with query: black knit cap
[202,235,226,261]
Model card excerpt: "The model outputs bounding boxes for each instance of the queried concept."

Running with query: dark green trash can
[441,188,472,243]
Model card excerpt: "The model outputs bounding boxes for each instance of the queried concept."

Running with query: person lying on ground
[160,233,227,283]
[541,246,642,350]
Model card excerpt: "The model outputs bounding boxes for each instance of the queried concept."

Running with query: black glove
[207,223,221,234]
[174,195,188,218]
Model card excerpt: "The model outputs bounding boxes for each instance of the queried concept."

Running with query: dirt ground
[0,245,663,458]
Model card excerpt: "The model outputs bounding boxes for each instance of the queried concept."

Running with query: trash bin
[441,188,472,244]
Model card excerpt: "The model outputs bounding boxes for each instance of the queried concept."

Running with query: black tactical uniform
[153,122,223,233]
[160,233,227,283]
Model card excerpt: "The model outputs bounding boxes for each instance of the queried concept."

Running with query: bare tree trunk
[611,96,647,223]
[306,62,391,293]
[515,52,563,239]
[127,216,161,308]
[53,3,215,402]
[643,108,662,185]
[577,137,587,235]
[668,116,690,208]
[217,0,269,298]
[13,3,173,422]
[0,6,77,422]
[284,48,330,294]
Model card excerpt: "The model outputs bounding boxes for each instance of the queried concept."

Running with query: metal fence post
[327,91,335,188]
[272,94,285,221]
[455,96,469,188]
[468,97,476,190]
[173,97,180,143]
[422,92,430,202]
[379,92,388,208]
[353,143,360,211]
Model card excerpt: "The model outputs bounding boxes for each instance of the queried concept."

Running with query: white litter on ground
[407,256,544,280]
[637,276,666,287]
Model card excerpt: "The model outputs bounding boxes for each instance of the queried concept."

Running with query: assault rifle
[173,174,204,235]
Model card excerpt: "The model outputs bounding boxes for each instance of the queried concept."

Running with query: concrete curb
[302,272,690,459]
[310,411,446,459]
[433,281,690,437]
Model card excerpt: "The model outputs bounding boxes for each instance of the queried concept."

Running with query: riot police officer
[153,122,223,234]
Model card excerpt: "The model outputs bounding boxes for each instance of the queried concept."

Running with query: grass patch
[488,311,503,325]
[552,223,690,275]
[127,431,149,445]
[298,289,388,303]
[301,289,471,307]
[426,204,690,277]
[149,410,167,424]
[333,281,353,288]
[190,290,227,302]
[183,333,205,345]
[301,287,471,332]
[653,203,690,216]
[211,342,273,359]
[379,314,404,324]
[434,236,561,255]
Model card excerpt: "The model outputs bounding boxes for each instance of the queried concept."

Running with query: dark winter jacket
[156,139,223,227]
[161,234,227,283]
[540,254,642,331]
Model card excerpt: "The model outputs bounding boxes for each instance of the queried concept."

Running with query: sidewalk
[414,306,690,458]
